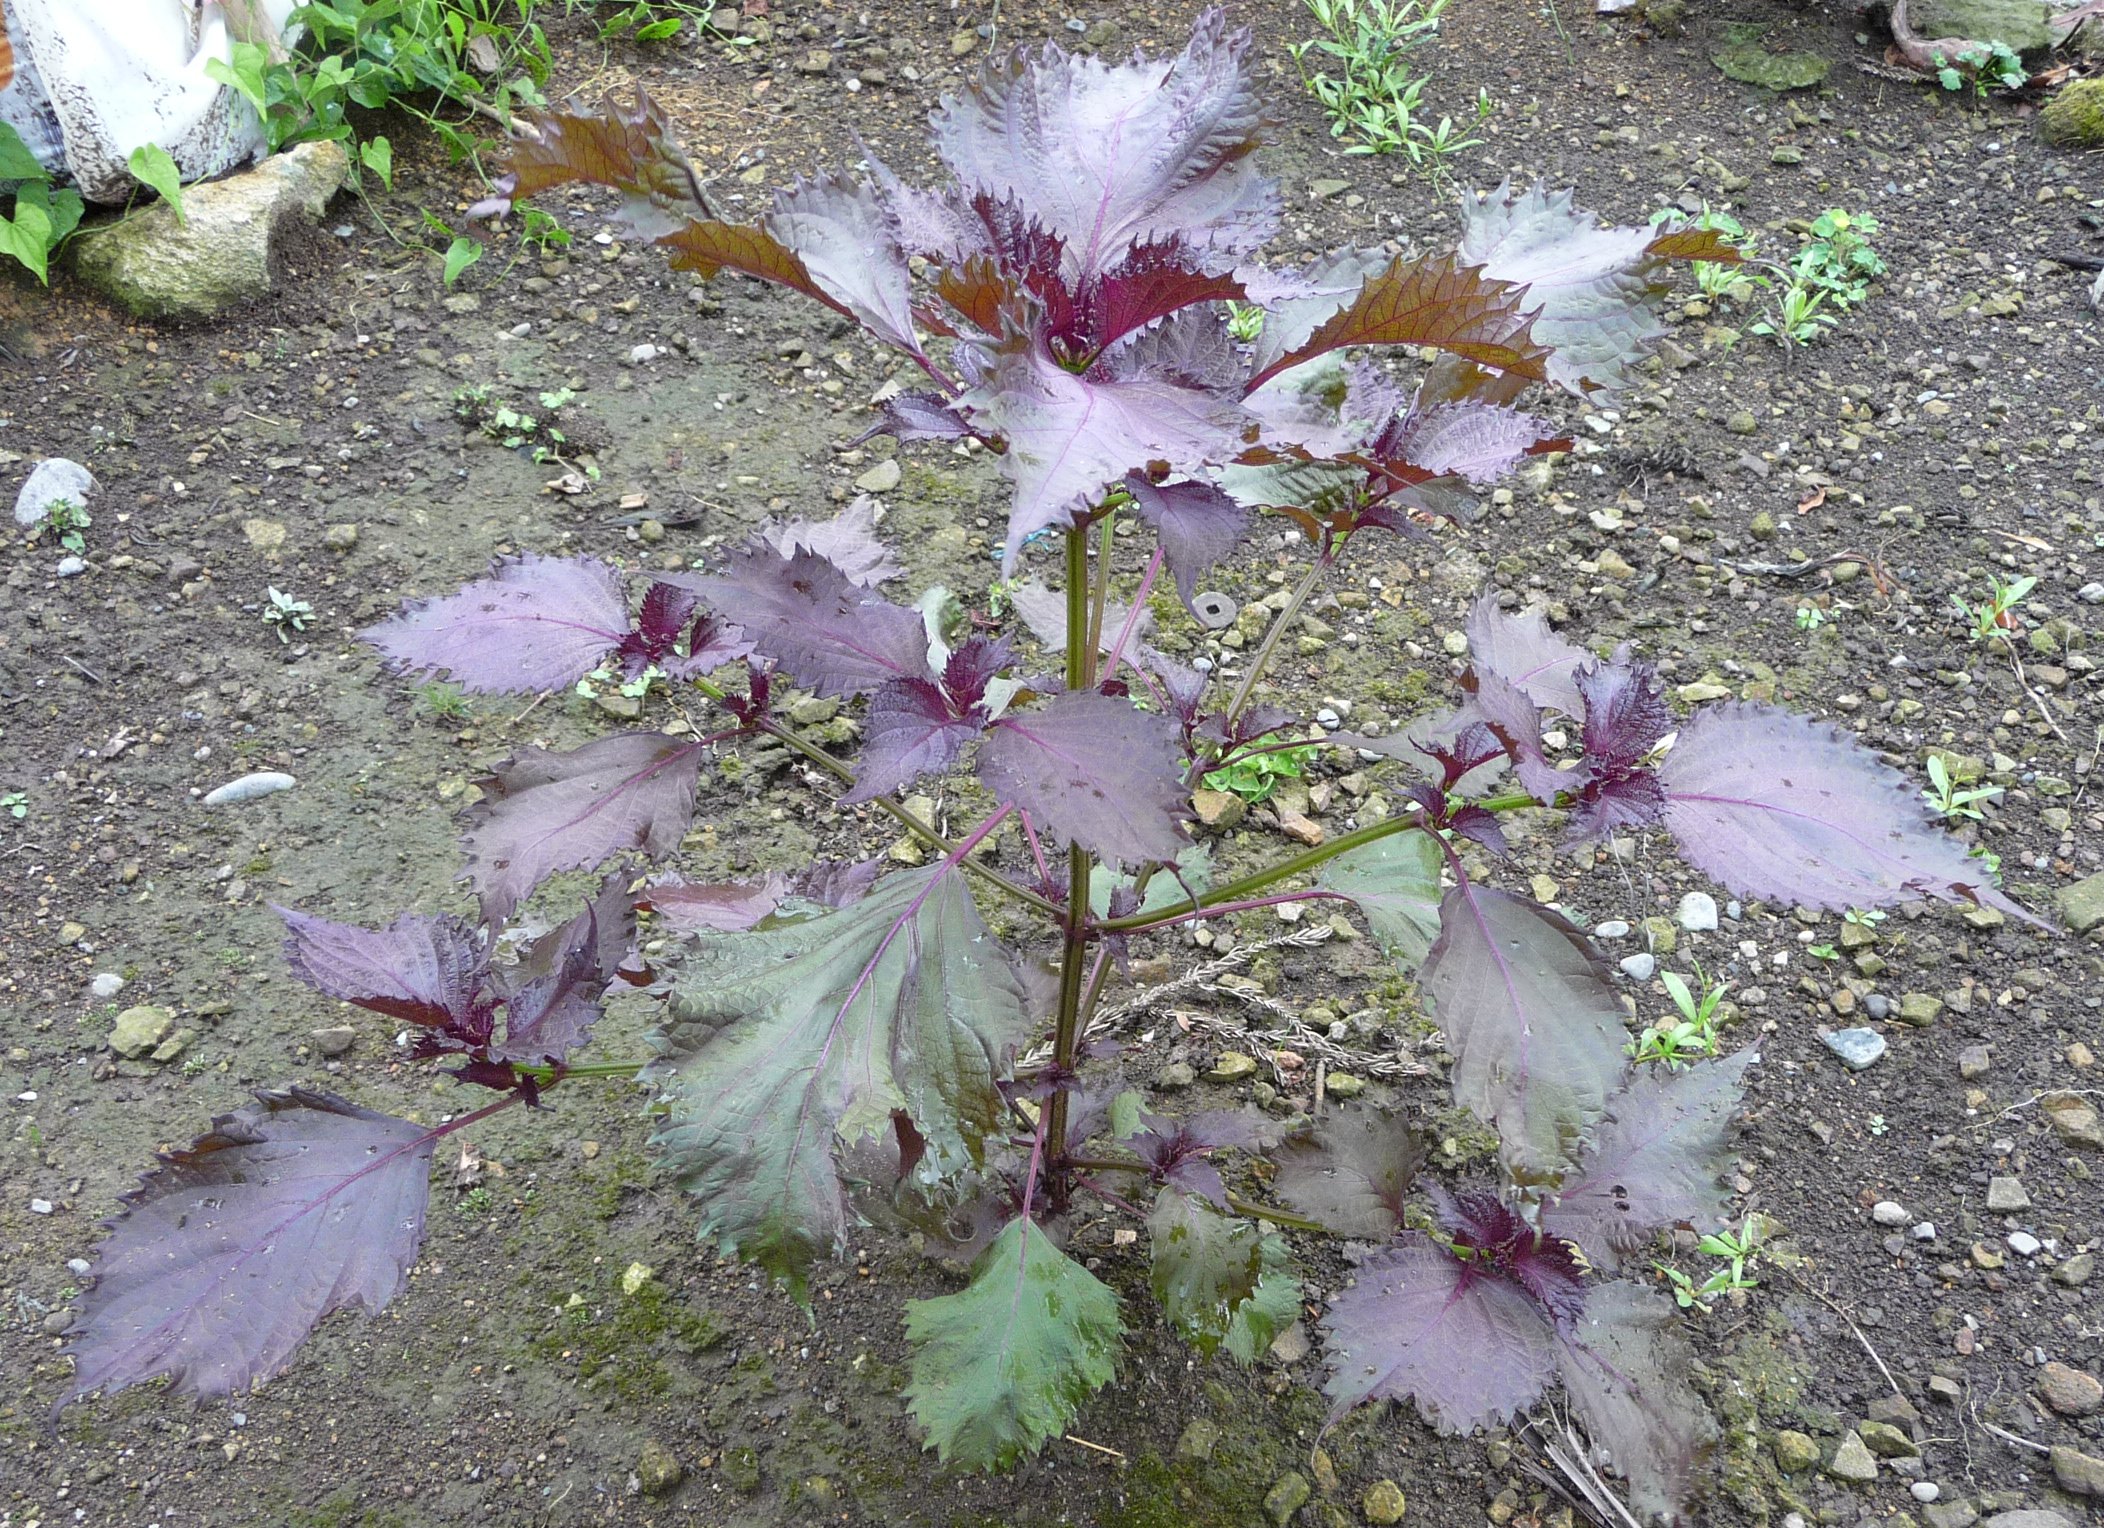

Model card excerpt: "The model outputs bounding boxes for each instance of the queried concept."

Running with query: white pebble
[1619,952,1656,982]
[202,771,297,806]
[1594,919,1631,939]
[1910,1482,1939,1503]
[67,1257,92,1276]
[629,343,661,364]
[29,1198,54,1215]
[1912,1222,1937,1241]
[1871,1201,1909,1226]
[2007,1231,2041,1256]
[90,973,125,999]
[1676,891,1719,932]
[14,456,96,528]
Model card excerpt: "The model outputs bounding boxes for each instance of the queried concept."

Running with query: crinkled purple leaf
[1447,804,1510,858]
[692,547,930,698]
[1316,826,1444,967]
[60,1089,437,1413]
[1418,722,1508,790]
[1272,1106,1424,1239]
[363,554,630,694]
[1577,660,1670,774]
[1564,770,1667,846]
[1128,1106,1267,1208]
[1420,883,1627,1182]
[758,496,905,588]
[1465,596,1591,717]
[1121,472,1251,610]
[761,172,923,356]
[275,906,488,1033]
[1246,252,1550,393]
[1657,703,2048,925]
[867,390,975,444]
[1108,307,1247,392]
[1320,1233,1556,1429]
[1081,245,1248,358]
[660,609,755,680]
[1147,1187,1298,1360]
[930,10,1275,283]
[942,635,1014,713]
[1458,182,1738,396]
[1241,248,1393,384]
[1540,1047,1756,1271]
[492,876,637,1065]
[642,872,792,934]
[844,677,986,804]
[1379,401,1568,487]
[795,857,883,909]
[460,732,706,925]
[962,340,1251,570]
[1463,666,1567,805]
[1553,1281,1716,1524]
[615,581,700,679]
[1432,1187,1587,1328]
[977,690,1188,864]
[653,865,1030,1294]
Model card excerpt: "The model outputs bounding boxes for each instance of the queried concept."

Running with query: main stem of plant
[1043,523,1100,1178]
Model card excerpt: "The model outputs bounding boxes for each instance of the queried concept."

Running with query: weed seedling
[1922,755,2001,821]
[1656,1216,1764,1309]
[1202,742,1320,804]
[42,497,91,553]
[415,682,473,723]
[261,587,313,643]
[1,792,27,821]
[1951,573,2036,642]
[1629,965,1729,1068]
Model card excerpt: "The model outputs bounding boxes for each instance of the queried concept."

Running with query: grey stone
[1363,1479,1407,1524]
[1827,1430,1880,1482]
[109,1004,175,1059]
[1267,1320,1310,1365]
[1677,891,1718,931]
[1985,1176,2030,1211]
[1927,1505,1980,1528]
[2008,1231,2041,1256]
[853,458,902,493]
[1981,1513,2073,1528]
[1154,1061,1196,1091]
[1823,1028,1886,1070]
[2050,1444,2104,1497]
[311,1026,357,1057]
[1263,1471,1310,1524]
[1173,1418,1220,1463]
[1619,952,1657,982]
[1912,0,2055,58]
[1958,1044,1992,1079]
[56,555,86,576]
[1859,1419,1918,1458]
[2052,1252,2094,1286]
[2043,1094,2104,1149]
[14,457,96,529]
[1912,1481,1941,1503]
[1774,1429,1820,1472]
[89,973,124,1000]
[1206,1051,1258,1082]
[2059,871,2104,933]
[72,141,352,320]
[1873,1201,1910,1226]
[636,1439,683,1497]
[203,771,296,806]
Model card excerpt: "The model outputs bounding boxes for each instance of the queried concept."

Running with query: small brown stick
[1785,1269,1905,1403]
[1063,1435,1126,1461]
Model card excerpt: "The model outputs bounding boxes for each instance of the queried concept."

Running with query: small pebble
[1872,1201,1909,1226]
[1862,993,1891,1020]
[57,555,86,577]
[629,343,661,364]
[1595,919,1631,939]
[67,1257,91,1276]
[2008,1231,2042,1256]
[1676,891,1718,931]
[1619,952,1656,981]
[202,771,297,806]
[1823,1027,1887,1070]
[1913,1222,1937,1241]
[89,973,125,999]
[29,1198,54,1215]
[1910,1481,1939,1503]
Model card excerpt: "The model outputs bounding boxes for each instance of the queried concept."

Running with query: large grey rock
[1911,0,2055,59]
[71,141,350,320]
[13,457,96,529]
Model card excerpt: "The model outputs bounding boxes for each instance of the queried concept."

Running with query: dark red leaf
[363,554,630,694]
[641,873,792,934]
[941,635,1013,713]
[1273,1106,1423,1238]
[460,733,706,925]
[1461,666,1566,805]
[503,89,712,229]
[977,690,1188,864]
[843,677,985,804]
[1577,660,1670,775]
[1241,248,1392,383]
[1122,472,1252,611]
[1376,401,1568,487]
[493,875,638,1064]
[1432,1187,1586,1328]
[61,1089,438,1412]
[867,390,976,444]
[1564,770,1667,845]
[276,906,489,1035]
[615,581,701,679]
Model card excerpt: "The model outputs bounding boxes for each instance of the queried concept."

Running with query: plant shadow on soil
[3,0,2102,1525]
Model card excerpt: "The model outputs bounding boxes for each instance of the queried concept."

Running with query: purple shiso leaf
[1447,804,1510,858]
[977,689,1189,864]
[760,172,924,357]
[1457,182,1740,396]
[659,609,754,680]
[1420,883,1628,1182]
[276,906,488,1032]
[1563,770,1668,846]
[1540,1047,1757,1272]
[962,340,1251,572]
[1553,1281,1717,1525]
[1272,1105,1424,1239]
[928,9,1276,284]
[757,496,905,588]
[1109,307,1247,392]
[651,865,1030,1294]
[1245,251,1551,393]
[941,636,1014,714]
[1240,249,1393,385]
[1431,1187,1588,1329]
[691,546,931,699]
[1085,245,1249,356]
[60,1089,437,1413]
[1127,1106,1269,1209]
[1576,660,1671,774]
[1380,400,1568,487]
[1656,702,2050,926]
[492,875,638,1065]
[843,677,986,805]
[615,581,700,679]
[1319,1232,1557,1429]
[1121,472,1252,611]
[866,390,975,444]
[363,554,630,694]
[1463,666,1567,805]
[1464,596,1592,718]
[460,732,707,926]
[641,873,793,934]
[794,857,883,909]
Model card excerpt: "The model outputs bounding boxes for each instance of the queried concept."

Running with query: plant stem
[1225,1192,1331,1234]
[1220,550,1332,733]
[1044,526,1100,1171]
[514,1059,650,1082]
[1102,817,1434,934]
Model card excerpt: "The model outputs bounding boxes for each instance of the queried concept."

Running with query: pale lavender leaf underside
[275,906,485,1031]
[363,553,629,694]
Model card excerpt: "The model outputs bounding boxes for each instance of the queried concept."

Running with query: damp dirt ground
[2,2,2102,1526]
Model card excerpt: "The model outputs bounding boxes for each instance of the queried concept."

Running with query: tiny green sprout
[1,791,26,821]
[1921,755,2001,822]
[1795,604,1826,631]
[1807,942,1839,961]
[1842,906,1886,929]
[1659,1216,1764,1309]
[1225,300,1265,343]
[1203,742,1320,804]
[1867,1113,1888,1137]
[520,207,571,255]
[1629,963,1730,1069]
[182,1054,211,1078]
[261,587,313,643]
[1969,844,2003,881]
[458,1186,494,1217]
[1950,573,2036,642]
[538,386,577,411]
[43,496,91,553]
[415,682,472,723]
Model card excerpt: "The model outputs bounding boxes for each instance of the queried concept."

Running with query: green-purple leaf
[978,690,1188,864]
[61,1089,436,1413]
[1320,1233,1556,1428]
[1657,703,2047,925]
[844,677,985,804]
[460,733,706,925]
[1420,884,1627,1182]
[1147,1188,1299,1359]
[1540,1048,1756,1270]
[363,554,629,694]
[1553,1282,1716,1524]
[1272,1105,1424,1239]
[276,906,487,1033]
[653,865,1030,1293]
[1316,826,1444,967]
